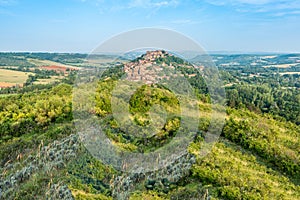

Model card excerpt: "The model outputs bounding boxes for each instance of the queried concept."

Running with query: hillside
[0,51,299,200]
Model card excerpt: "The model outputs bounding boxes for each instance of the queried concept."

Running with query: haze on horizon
[0,0,300,53]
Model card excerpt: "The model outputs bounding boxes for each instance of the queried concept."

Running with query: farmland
[0,53,85,91]
[263,63,298,68]
[39,65,77,73]
[27,58,78,69]
[33,75,63,85]
[0,69,33,88]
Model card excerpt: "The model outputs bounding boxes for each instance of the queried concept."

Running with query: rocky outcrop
[46,183,74,200]
[111,152,196,200]
[0,134,79,200]
[0,133,198,200]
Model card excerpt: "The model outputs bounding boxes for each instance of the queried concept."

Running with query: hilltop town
[123,50,178,84]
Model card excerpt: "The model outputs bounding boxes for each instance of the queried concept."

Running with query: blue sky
[0,0,300,53]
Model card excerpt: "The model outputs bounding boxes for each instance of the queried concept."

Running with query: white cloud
[172,19,192,24]
[272,10,300,17]
[206,0,274,6]
[170,19,202,25]
[206,0,277,6]
[0,0,17,16]
[0,0,17,6]
[128,0,179,9]
[79,0,179,14]
[234,0,274,5]
[206,0,300,17]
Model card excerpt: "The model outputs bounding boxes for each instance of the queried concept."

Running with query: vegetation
[0,52,299,199]
[191,140,300,200]
[215,54,300,124]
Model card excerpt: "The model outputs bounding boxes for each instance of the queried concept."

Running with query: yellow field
[33,76,63,85]
[0,69,34,87]
[0,66,19,69]
[27,58,79,69]
[261,55,277,59]
[263,63,298,68]
[279,72,300,75]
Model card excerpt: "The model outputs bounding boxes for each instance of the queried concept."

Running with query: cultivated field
[263,63,298,68]
[0,66,19,69]
[261,55,277,59]
[0,82,15,88]
[27,58,79,69]
[33,76,63,85]
[0,69,33,87]
[279,72,300,75]
[39,65,77,73]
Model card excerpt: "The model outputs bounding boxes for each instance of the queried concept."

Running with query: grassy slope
[70,106,300,199]
[191,140,299,199]
[0,68,33,84]
[0,83,299,199]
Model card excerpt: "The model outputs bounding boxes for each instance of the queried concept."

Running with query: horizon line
[0,50,300,55]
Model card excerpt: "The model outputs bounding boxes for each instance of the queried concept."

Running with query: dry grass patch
[27,58,79,69]
[279,72,300,75]
[33,76,63,85]
[0,69,34,87]
[263,63,298,68]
